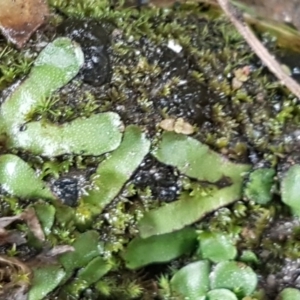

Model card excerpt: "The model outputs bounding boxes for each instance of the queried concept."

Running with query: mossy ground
[1,0,300,299]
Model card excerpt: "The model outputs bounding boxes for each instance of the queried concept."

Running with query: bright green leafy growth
[55,203,75,227]
[206,289,238,300]
[10,112,123,156]
[59,231,103,277]
[138,132,250,238]
[170,260,210,300]
[153,132,250,182]
[122,227,197,269]
[210,261,257,297]
[0,37,123,157]
[244,168,275,204]
[0,38,84,135]
[240,250,259,265]
[0,154,54,200]
[277,288,300,300]
[34,202,56,235]
[77,257,112,285]
[82,125,150,212]
[28,265,65,300]
[281,165,300,216]
[138,182,243,238]
[63,256,113,296]
[198,232,237,263]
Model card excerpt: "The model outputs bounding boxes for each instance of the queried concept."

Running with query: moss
[38,1,299,165]
[0,46,33,90]
[1,0,300,298]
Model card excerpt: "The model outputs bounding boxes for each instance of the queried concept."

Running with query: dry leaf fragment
[0,255,32,297]
[0,215,22,228]
[232,77,243,90]
[43,245,75,257]
[1,285,28,300]
[233,67,250,82]
[0,208,45,243]
[0,228,26,246]
[21,208,45,241]
[159,118,195,135]
[0,0,49,48]
[159,118,176,131]
[32,245,75,266]
[173,118,195,135]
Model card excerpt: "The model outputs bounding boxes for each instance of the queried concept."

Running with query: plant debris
[0,207,44,242]
[0,208,74,300]
[159,117,195,134]
[0,0,49,48]
[217,0,300,99]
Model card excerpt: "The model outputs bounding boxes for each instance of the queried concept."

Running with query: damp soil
[2,2,300,299]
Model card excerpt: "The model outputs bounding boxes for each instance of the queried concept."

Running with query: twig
[216,0,300,99]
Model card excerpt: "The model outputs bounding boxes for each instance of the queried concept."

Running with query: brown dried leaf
[0,0,49,48]
[0,229,26,246]
[0,285,29,300]
[232,77,243,90]
[21,208,45,241]
[159,118,195,135]
[233,67,249,82]
[174,118,195,135]
[159,118,176,131]
[29,245,75,267]
[0,255,32,276]
[0,208,45,245]
[0,255,32,298]
[0,215,27,246]
[43,245,75,257]
[0,215,22,228]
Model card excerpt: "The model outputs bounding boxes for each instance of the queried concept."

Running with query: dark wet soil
[257,217,300,298]
[57,19,112,86]
[52,176,79,207]
[132,154,180,202]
